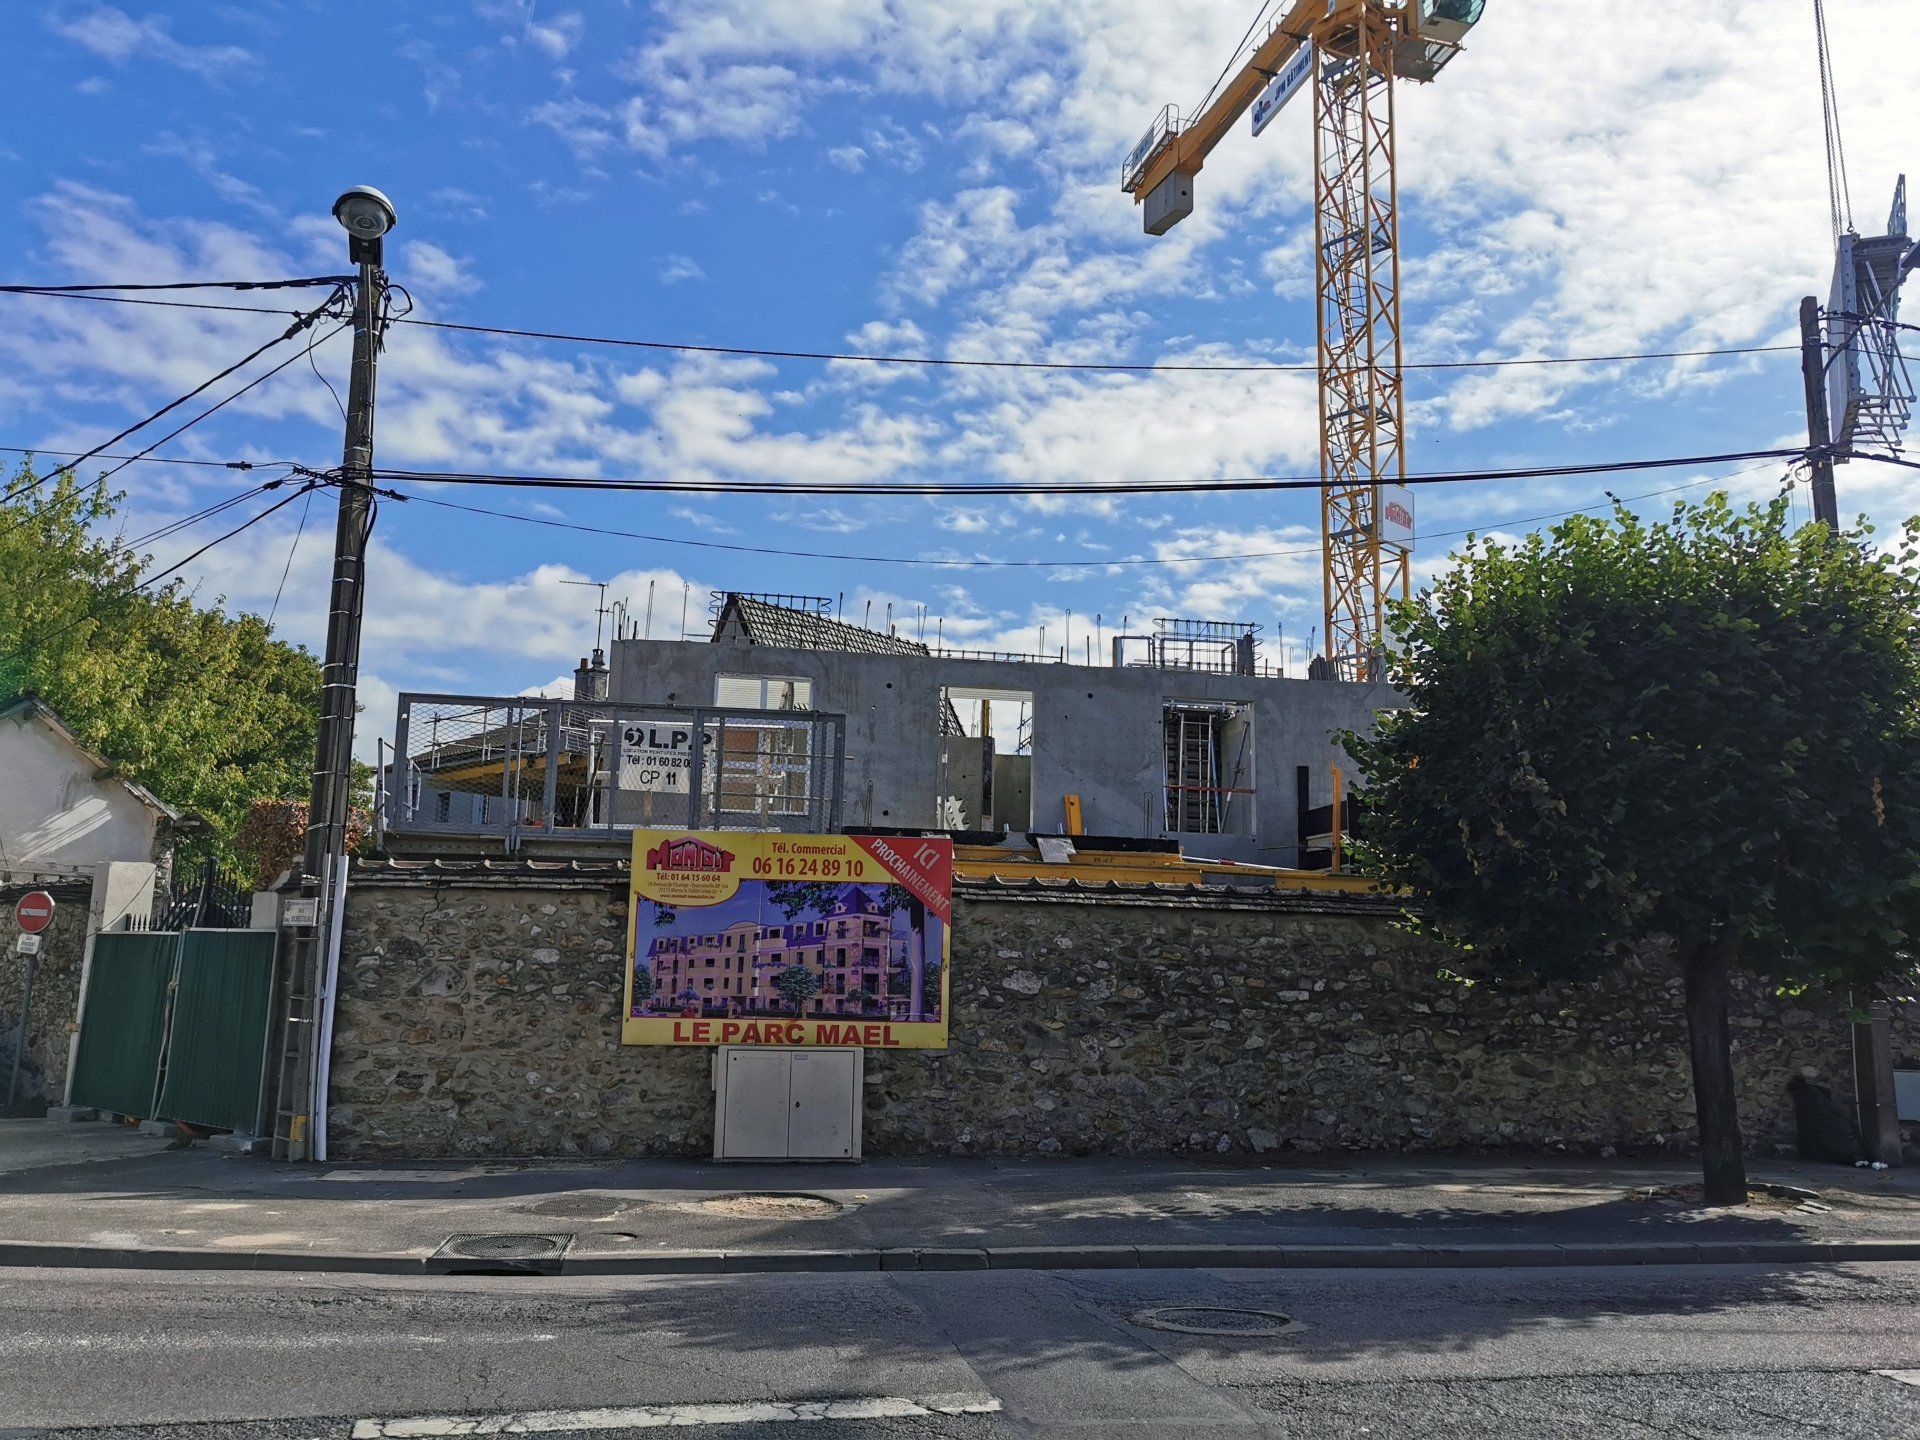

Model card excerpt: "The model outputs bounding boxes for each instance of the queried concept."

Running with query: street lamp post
[273,186,394,1161]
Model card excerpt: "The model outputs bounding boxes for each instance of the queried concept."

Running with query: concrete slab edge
[3,1238,1919,1276]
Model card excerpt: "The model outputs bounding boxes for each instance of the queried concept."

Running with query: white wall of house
[0,710,162,872]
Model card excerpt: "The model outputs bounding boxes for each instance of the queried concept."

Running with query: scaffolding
[1162,700,1255,835]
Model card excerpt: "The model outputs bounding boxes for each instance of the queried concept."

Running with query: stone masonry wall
[329,870,1910,1159]
[0,879,90,1109]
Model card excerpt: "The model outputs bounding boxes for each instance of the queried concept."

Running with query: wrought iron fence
[383,694,847,846]
[153,856,254,930]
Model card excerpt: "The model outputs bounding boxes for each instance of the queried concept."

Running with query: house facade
[0,695,186,878]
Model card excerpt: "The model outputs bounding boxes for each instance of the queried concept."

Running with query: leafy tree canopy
[0,465,321,852]
[1348,494,1920,990]
[1345,495,1920,1201]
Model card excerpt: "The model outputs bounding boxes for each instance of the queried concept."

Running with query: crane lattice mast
[1123,0,1486,682]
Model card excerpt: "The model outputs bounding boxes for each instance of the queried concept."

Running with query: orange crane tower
[1123,1,1486,681]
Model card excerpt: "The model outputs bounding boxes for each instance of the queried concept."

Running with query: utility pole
[273,186,396,1162]
[1798,295,1839,526]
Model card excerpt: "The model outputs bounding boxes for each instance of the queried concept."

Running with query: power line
[266,487,316,629]
[374,460,1799,572]
[93,316,349,489]
[2,479,320,663]
[0,276,353,296]
[358,446,1807,499]
[0,289,342,507]
[0,445,284,472]
[0,286,1800,374]
[393,316,1796,376]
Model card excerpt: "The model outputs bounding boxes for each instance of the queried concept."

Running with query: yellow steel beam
[952,844,1379,895]
[1128,1,1322,204]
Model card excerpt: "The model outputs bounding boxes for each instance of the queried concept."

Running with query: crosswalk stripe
[350,1392,1003,1437]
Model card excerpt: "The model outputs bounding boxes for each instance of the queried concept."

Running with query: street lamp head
[333,185,396,240]
[332,186,396,266]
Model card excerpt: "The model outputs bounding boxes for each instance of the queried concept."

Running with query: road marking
[0,1331,558,1355]
[1879,1370,1920,1387]
[350,1393,1002,1437]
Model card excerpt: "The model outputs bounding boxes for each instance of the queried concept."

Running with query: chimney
[588,646,609,700]
[572,656,593,700]
[1236,632,1258,677]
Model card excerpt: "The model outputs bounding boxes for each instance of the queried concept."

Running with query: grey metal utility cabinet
[712,1046,863,1162]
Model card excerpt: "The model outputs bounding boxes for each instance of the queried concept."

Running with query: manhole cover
[517,1192,629,1221]
[432,1233,573,1274]
[682,1192,846,1220]
[1129,1306,1293,1337]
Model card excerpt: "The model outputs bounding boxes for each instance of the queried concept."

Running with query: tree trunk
[1684,949,1748,1204]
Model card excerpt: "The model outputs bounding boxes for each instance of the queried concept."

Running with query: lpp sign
[616,718,714,794]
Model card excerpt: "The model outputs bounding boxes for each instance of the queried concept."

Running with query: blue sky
[2,2,1916,756]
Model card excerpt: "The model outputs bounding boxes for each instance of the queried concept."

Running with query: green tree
[0,464,322,851]
[772,962,821,1015]
[1345,495,1920,1202]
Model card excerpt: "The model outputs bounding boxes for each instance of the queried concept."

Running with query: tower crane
[1123,1,1487,681]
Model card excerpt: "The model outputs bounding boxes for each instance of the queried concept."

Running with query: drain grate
[682,1192,847,1220]
[1128,1306,1294,1337]
[432,1233,573,1274]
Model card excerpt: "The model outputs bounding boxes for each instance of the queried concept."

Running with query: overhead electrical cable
[356,446,1807,499]
[0,276,354,297]
[266,487,316,630]
[0,445,288,472]
[0,287,344,507]
[92,315,350,489]
[0,286,1799,374]
[381,461,1791,572]
[2,479,321,662]
[390,317,1796,375]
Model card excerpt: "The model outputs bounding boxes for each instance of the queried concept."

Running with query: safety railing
[384,694,847,847]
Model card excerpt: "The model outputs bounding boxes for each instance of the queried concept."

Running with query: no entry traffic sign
[13,891,55,934]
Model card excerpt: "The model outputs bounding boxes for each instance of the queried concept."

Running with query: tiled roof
[720,594,931,657]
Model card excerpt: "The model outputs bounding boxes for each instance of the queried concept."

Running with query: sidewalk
[3,1119,1918,1275]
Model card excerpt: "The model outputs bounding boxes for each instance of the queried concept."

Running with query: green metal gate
[155,930,278,1134]
[68,932,176,1119]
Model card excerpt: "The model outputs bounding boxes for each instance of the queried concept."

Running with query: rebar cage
[382,694,847,847]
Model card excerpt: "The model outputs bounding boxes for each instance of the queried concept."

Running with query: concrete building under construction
[381,592,1394,870]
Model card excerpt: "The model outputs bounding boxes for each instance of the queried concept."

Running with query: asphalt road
[3,1262,1919,1438]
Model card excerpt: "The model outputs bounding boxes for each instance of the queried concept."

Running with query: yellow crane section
[1123,0,1487,682]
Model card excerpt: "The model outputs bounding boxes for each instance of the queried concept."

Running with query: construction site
[12,0,1918,1177]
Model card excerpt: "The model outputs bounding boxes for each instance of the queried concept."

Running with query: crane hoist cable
[1813,0,1854,239]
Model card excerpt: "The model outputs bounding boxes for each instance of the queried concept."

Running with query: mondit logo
[647,837,735,873]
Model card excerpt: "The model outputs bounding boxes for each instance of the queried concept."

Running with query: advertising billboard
[1379,484,1416,546]
[623,830,952,1049]
[1251,45,1313,136]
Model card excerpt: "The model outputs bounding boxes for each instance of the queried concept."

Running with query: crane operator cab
[1397,0,1486,81]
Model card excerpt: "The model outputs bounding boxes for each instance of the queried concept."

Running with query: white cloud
[670,505,736,534]
[657,253,707,285]
[50,7,253,77]
[405,241,482,295]
[939,509,992,534]
[827,145,867,173]
[526,11,584,59]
